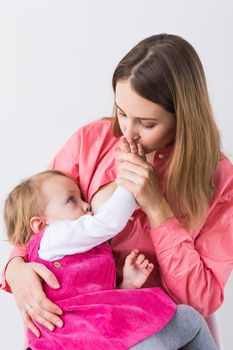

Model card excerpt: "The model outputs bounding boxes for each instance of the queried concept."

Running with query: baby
[4,157,216,350]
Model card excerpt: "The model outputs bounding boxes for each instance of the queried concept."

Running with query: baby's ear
[30,217,48,233]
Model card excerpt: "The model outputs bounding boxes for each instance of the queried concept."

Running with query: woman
[2,34,233,348]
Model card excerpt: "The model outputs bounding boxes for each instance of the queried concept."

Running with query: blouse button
[53,261,61,269]
[158,153,165,159]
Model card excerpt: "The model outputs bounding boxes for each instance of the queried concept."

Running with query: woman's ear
[30,217,48,233]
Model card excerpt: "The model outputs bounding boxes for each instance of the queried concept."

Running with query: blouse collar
[153,145,174,163]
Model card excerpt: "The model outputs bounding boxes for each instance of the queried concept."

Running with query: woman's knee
[175,304,206,332]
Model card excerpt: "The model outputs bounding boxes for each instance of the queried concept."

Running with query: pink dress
[27,232,176,350]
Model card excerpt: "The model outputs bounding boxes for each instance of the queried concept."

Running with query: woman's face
[115,80,176,154]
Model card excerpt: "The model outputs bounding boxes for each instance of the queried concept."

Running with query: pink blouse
[2,118,233,320]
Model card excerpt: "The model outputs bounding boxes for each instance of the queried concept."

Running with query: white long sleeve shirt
[39,187,137,261]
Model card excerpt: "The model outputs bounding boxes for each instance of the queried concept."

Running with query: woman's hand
[6,257,63,337]
[116,138,174,227]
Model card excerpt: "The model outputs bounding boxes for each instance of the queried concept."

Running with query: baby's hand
[119,249,154,289]
[118,137,146,159]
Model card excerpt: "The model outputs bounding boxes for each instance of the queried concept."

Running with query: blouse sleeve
[47,127,82,180]
[150,174,233,317]
[0,245,28,292]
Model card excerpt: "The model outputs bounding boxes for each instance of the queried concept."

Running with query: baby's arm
[119,250,154,289]
[39,138,144,261]
[39,186,137,261]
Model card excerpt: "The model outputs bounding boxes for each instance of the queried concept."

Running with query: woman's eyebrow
[115,102,125,113]
[115,102,159,121]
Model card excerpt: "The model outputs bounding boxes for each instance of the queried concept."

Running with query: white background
[0,1,232,349]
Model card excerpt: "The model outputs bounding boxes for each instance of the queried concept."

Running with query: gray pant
[130,304,217,350]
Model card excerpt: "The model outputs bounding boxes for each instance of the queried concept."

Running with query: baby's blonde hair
[4,170,70,246]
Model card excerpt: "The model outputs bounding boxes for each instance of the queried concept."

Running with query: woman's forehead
[115,80,165,119]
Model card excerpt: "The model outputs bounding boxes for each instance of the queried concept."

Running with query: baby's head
[4,170,91,245]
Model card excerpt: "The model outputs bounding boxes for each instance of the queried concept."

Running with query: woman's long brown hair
[112,34,221,231]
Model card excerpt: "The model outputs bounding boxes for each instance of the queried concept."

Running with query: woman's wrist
[146,198,174,228]
[5,256,25,287]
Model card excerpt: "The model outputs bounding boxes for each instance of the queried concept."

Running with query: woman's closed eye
[139,121,157,129]
[118,110,156,129]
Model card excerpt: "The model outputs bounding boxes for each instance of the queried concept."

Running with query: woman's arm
[1,245,27,292]
[150,192,233,317]
[116,148,233,316]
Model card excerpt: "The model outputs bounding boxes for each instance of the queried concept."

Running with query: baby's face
[42,175,91,225]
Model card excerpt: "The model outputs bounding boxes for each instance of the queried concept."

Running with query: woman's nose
[123,123,139,142]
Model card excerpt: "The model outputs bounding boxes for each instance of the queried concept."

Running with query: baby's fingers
[125,249,139,264]
[147,263,154,272]
[142,262,154,277]
[139,259,150,269]
[135,254,146,265]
